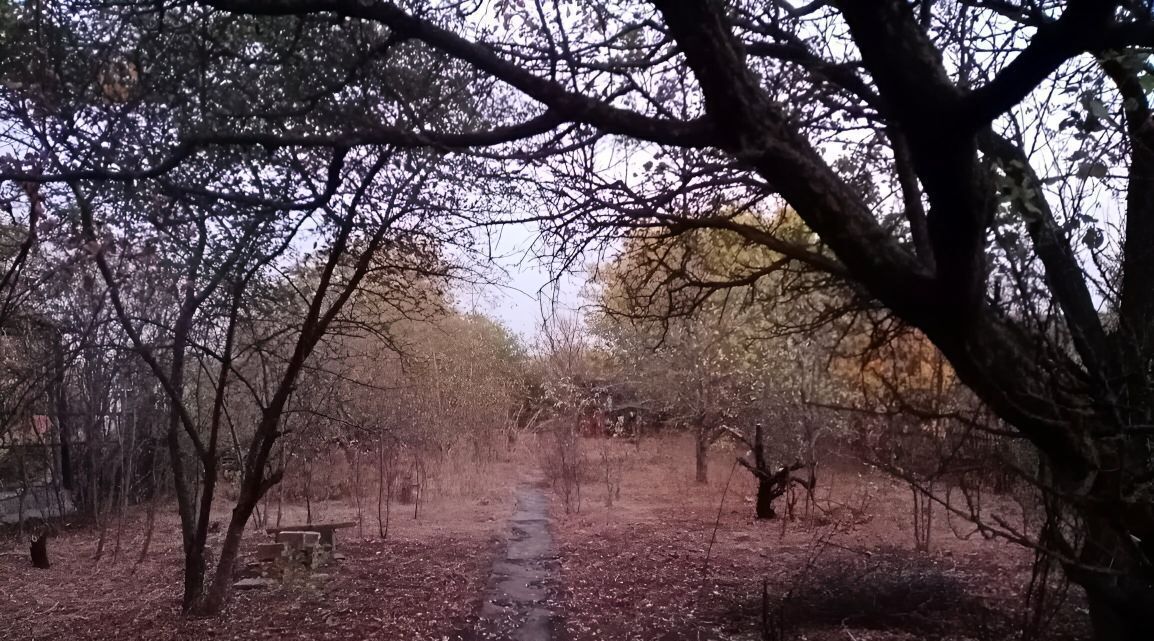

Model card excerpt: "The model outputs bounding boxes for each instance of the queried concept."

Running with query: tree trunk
[53,335,73,492]
[377,440,386,538]
[353,448,364,539]
[195,410,288,615]
[1070,515,1154,641]
[93,467,113,561]
[755,478,776,519]
[113,416,134,563]
[743,424,807,522]
[196,510,247,615]
[30,533,50,569]
[111,475,125,562]
[411,458,423,520]
[136,447,161,565]
[304,462,313,523]
[383,476,393,540]
[137,499,157,565]
[16,446,28,540]
[276,449,285,529]
[181,546,207,613]
[694,431,709,484]
[195,473,276,615]
[1082,580,1154,641]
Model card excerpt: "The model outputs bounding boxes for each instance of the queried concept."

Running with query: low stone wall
[0,484,75,525]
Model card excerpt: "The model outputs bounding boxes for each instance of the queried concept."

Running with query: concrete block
[276,530,320,549]
[256,542,286,562]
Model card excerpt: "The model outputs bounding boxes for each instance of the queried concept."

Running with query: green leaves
[1139,71,1154,96]
[1081,95,1110,122]
[1075,161,1108,180]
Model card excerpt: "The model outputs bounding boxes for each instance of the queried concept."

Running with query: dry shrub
[594,436,636,507]
[771,546,1006,638]
[539,421,585,513]
[425,439,522,502]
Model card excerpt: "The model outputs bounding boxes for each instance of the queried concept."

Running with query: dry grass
[0,448,530,641]
[0,434,1094,641]
[549,434,1090,641]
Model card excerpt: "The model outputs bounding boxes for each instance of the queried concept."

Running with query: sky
[454,220,589,340]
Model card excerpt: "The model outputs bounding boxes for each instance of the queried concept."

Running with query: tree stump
[30,533,50,569]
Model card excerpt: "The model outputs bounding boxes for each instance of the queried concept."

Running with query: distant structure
[0,413,76,525]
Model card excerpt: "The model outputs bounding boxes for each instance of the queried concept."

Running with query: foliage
[589,209,845,485]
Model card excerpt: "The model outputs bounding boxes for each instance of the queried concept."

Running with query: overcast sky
[454,220,588,339]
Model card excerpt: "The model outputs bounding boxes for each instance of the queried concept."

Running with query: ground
[550,436,1090,641]
[0,436,1091,641]
[0,456,517,641]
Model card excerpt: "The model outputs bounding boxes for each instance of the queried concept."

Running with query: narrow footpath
[464,482,560,641]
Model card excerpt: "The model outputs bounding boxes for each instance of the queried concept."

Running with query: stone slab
[234,578,276,590]
[276,530,320,549]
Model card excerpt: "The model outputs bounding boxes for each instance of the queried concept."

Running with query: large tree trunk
[755,478,776,519]
[177,450,221,613]
[195,404,288,615]
[740,424,810,521]
[181,547,207,613]
[1079,572,1154,641]
[751,424,780,520]
[196,502,253,615]
[196,465,279,615]
[694,431,709,484]
[1070,509,1154,641]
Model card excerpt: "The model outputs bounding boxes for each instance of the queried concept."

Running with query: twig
[822,540,873,557]
[701,457,739,577]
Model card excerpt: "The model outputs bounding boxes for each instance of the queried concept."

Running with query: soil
[0,437,1094,641]
[0,462,517,641]
[549,436,1092,641]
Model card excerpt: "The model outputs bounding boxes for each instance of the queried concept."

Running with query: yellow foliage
[831,325,958,405]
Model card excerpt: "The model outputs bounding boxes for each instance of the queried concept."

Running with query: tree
[590,211,836,492]
[728,422,812,520]
[71,155,452,613]
[5,1,1154,637]
[592,225,761,484]
[0,1,478,613]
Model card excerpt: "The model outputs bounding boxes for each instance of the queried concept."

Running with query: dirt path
[464,482,559,641]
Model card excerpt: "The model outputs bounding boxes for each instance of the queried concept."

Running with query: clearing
[1,437,1089,641]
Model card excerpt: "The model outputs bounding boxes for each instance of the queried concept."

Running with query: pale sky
[454,220,588,339]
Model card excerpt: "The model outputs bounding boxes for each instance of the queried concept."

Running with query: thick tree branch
[197,0,713,147]
[0,112,569,184]
[964,0,1124,127]
[652,0,934,319]
[888,127,933,268]
[980,133,1114,392]
[834,0,993,313]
